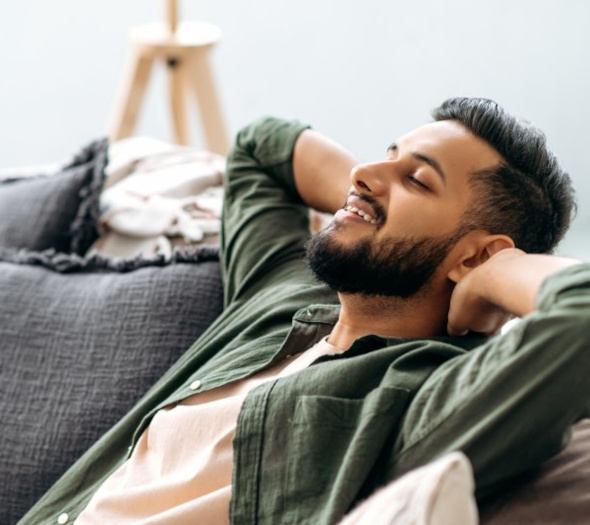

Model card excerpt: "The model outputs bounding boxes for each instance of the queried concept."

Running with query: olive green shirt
[20,117,590,525]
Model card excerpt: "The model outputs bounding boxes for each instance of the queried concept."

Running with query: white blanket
[91,137,226,258]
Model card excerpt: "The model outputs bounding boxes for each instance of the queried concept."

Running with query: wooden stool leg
[187,51,229,155]
[109,47,154,141]
[167,56,190,145]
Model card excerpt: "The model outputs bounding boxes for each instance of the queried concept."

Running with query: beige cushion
[339,452,478,525]
[481,418,590,525]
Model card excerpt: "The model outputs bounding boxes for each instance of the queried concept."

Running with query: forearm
[292,129,358,214]
[480,250,581,316]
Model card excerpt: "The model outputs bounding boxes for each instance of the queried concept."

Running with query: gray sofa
[0,140,225,523]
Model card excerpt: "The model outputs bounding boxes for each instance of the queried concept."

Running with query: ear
[447,232,514,284]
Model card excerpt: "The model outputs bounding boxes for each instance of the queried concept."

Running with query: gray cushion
[0,138,108,254]
[0,247,223,524]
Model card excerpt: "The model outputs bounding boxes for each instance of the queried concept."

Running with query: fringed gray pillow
[0,138,108,254]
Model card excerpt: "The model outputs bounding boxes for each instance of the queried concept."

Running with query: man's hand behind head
[447,248,580,336]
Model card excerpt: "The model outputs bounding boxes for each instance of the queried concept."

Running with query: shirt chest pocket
[284,387,411,512]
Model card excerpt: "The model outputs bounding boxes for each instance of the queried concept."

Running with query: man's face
[306,120,503,297]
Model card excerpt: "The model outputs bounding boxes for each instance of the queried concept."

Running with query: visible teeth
[344,205,376,224]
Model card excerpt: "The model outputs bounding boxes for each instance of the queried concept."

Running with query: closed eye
[407,174,430,191]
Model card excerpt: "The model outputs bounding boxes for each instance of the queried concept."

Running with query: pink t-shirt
[75,337,343,524]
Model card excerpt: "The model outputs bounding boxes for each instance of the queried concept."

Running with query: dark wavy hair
[432,97,576,253]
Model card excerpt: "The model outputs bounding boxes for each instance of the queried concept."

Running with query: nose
[350,161,392,196]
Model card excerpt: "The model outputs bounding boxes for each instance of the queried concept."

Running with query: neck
[328,285,450,350]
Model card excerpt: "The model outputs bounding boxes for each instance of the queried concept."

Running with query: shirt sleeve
[220,117,313,307]
[392,262,590,502]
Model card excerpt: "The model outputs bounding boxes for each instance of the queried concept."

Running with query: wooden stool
[109,0,229,154]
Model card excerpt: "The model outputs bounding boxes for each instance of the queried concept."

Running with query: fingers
[447,311,512,337]
[447,323,469,337]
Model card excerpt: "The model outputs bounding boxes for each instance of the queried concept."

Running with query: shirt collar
[294,304,489,351]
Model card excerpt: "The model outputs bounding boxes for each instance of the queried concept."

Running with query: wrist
[482,250,580,317]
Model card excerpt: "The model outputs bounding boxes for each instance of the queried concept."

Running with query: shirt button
[57,513,69,524]
[189,380,202,391]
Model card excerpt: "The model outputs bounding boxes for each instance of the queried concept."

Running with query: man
[21,97,589,524]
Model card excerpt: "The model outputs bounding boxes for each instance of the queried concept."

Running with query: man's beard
[306,225,462,298]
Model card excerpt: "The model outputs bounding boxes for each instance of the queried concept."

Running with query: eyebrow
[387,143,447,186]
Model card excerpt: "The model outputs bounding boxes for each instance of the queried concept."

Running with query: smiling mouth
[342,205,378,225]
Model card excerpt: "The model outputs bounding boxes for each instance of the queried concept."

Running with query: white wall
[1,0,588,257]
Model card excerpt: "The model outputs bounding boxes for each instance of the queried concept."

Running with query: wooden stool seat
[109,4,229,155]
[130,21,222,55]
